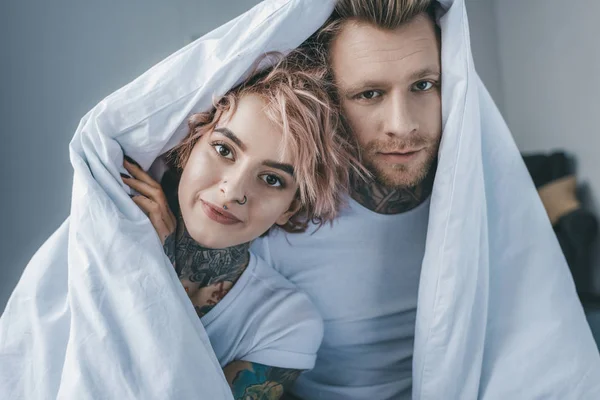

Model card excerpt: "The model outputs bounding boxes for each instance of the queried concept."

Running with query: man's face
[331,14,442,188]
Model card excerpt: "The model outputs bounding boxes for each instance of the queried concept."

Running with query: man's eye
[357,90,381,100]
[414,81,435,91]
[213,144,233,159]
[261,174,283,188]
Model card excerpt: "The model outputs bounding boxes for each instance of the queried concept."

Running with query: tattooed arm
[223,361,301,400]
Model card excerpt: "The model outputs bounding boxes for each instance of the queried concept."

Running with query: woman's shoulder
[246,251,322,329]
[248,251,305,293]
[236,252,324,369]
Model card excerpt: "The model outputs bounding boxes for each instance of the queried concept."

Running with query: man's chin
[371,162,430,189]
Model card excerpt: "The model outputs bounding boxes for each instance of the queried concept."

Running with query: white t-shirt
[251,197,431,400]
[202,251,324,371]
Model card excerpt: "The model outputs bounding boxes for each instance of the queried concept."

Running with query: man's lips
[377,148,423,162]
[200,200,242,225]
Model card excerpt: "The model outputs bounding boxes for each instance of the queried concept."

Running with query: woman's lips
[200,200,242,225]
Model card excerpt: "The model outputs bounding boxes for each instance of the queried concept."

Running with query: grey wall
[492,0,600,288]
[0,0,261,310]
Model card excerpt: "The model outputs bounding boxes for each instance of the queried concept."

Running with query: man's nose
[383,94,419,138]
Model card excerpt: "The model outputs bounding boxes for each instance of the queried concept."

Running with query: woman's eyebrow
[263,160,295,177]
[213,127,247,151]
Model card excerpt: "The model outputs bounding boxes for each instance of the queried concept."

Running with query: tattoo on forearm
[350,161,436,215]
[228,362,301,400]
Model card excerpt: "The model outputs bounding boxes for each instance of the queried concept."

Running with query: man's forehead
[331,18,440,86]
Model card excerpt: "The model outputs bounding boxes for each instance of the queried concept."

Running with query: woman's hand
[121,156,177,246]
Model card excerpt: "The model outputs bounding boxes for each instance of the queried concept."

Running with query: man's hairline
[327,10,436,44]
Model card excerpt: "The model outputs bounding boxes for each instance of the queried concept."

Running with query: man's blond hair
[332,0,434,30]
[304,0,437,59]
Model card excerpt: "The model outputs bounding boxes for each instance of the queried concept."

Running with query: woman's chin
[187,228,245,250]
[191,235,233,249]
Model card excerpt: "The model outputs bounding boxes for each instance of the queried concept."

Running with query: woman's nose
[219,175,248,206]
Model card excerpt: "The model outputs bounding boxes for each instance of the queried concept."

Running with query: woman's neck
[160,171,250,291]
[170,217,251,288]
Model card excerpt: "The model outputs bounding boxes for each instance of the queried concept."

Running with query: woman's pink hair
[169,50,366,233]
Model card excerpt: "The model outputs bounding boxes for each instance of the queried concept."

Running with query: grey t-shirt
[251,197,430,400]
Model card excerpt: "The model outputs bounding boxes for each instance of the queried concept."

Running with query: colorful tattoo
[229,362,301,400]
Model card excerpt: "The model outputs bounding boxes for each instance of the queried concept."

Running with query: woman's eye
[261,174,283,187]
[357,90,381,100]
[214,144,233,159]
[414,81,435,91]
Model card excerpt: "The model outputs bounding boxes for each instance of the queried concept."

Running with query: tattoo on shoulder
[350,162,436,215]
[229,362,301,400]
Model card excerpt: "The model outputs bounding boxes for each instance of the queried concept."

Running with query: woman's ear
[275,198,302,226]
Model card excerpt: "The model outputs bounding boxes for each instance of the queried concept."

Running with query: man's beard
[360,135,440,189]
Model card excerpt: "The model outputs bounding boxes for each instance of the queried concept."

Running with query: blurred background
[1,0,599,342]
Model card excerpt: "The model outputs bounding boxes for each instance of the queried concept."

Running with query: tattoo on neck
[174,216,250,287]
[163,232,177,268]
[351,164,436,215]
[160,178,250,319]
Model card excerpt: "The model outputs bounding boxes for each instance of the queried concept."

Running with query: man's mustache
[363,135,431,154]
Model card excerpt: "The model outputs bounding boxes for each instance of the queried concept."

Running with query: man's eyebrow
[409,66,441,81]
[263,160,295,177]
[213,127,246,151]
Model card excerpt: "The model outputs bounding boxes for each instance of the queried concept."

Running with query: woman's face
[178,94,300,249]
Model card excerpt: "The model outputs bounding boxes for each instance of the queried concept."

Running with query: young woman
[120,52,364,400]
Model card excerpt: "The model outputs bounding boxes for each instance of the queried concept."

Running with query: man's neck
[350,165,436,215]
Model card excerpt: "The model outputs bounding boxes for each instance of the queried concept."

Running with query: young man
[252,1,441,399]
[255,0,600,398]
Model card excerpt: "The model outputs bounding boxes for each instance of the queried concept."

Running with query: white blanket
[1,0,599,399]
[0,1,332,399]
